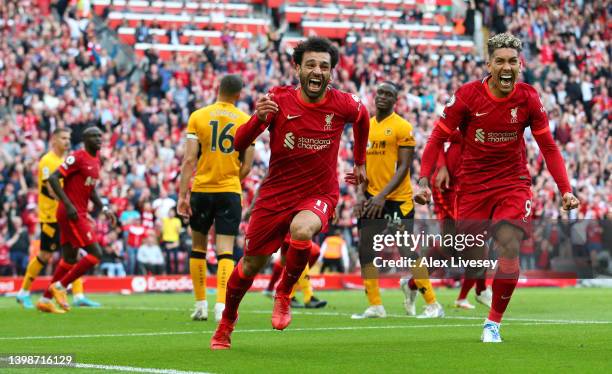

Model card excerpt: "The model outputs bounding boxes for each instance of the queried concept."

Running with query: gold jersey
[186,101,250,194]
[366,112,416,210]
[38,151,64,223]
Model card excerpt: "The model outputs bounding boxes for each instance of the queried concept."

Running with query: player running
[177,74,254,322]
[17,128,99,311]
[210,37,369,350]
[39,127,117,313]
[415,33,579,342]
[351,82,443,320]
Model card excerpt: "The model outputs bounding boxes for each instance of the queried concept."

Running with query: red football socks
[59,254,100,288]
[222,260,255,322]
[488,257,520,323]
[308,246,320,268]
[458,278,476,300]
[475,278,487,294]
[275,239,311,296]
[267,261,283,292]
[408,277,417,291]
[43,259,73,298]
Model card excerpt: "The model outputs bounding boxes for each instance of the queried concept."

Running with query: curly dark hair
[292,37,339,68]
[487,33,522,57]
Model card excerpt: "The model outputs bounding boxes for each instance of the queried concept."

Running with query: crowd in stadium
[0,0,609,277]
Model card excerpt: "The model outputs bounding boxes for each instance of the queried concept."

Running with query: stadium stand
[0,0,609,277]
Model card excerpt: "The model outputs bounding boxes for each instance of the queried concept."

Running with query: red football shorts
[432,186,456,221]
[57,207,96,248]
[245,196,334,256]
[455,186,533,237]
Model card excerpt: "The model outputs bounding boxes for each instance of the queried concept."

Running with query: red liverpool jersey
[235,85,369,209]
[421,76,570,194]
[57,149,100,214]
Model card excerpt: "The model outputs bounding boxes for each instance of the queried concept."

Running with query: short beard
[300,75,328,99]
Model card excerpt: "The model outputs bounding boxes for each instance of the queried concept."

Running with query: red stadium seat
[107,12,269,34]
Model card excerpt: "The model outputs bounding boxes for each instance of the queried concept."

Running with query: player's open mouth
[499,74,513,89]
[308,78,322,91]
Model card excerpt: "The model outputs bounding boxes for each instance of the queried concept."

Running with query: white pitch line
[0,331,196,340]
[73,363,212,374]
[1,320,609,341]
[99,306,612,325]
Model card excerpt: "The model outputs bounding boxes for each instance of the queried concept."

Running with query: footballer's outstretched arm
[352,102,370,167]
[235,95,278,151]
[48,170,77,220]
[528,89,579,211]
[345,102,370,186]
[532,129,579,210]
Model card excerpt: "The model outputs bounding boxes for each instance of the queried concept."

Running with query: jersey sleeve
[419,88,469,179]
[234,112,270,151]
[527,87,550,135]
[397,121,416,148]
[58,153,80,177]
[235,87,286,151]
[349,94,370,166]
[186,112,199,140]
[439,87,470,133]
[236,111,256,146]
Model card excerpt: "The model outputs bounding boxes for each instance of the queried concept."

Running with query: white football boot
[350,305,387,319]
[454,298,476,309]
[214,303,225,322]
[481,320,502,343]
[416,302,445,319]
[191,300,208,321]
[475,287,493,308]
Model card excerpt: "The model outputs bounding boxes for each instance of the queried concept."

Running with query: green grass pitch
[1,288,611,373]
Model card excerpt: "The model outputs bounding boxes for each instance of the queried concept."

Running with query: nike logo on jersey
[287,114,301,120]
[474,112,489,117]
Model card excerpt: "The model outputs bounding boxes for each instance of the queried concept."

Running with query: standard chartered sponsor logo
[284,132,331,150]
[475,128,485,143]
[487,131,518,142]
[284,132,295,149]
[475,128,517,143]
